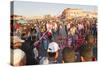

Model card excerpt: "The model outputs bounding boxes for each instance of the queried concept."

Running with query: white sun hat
[13,36,24,44]
[47,42,60,52]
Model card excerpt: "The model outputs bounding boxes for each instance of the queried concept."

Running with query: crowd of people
[10,16,97,66]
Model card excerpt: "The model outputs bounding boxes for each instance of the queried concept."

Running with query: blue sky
[13,1,97,16]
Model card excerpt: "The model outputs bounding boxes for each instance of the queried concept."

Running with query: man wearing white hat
[47,42,60,53]
[11,36,26,66]
[12,36,24,49]
[40,42,60,64]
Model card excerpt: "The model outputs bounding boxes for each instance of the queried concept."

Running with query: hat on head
[47,42,60,52]
[13,36,24,44]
